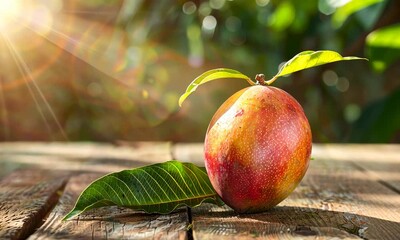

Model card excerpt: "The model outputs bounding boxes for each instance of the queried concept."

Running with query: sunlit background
[0,0,399,143]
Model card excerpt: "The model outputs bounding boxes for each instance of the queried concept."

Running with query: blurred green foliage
[0,0,399,143]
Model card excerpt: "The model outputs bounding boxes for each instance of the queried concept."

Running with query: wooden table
[0,142,399,239]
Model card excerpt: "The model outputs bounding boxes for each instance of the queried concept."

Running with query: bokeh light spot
[318,0,336,15]
[142,89,149,99]
[199,2,212,17]
[344,104,361,123]
[256,0,270,7]
[183,2,197,15]
[210,0,226,10]
[202,15,217,37]
[28,5,54,35]
[203,15,217,31]
[318,0,350,15]
[336,77,349,92]
[323,70,338,86]
[225,16,241,32]
[187,24,204,67]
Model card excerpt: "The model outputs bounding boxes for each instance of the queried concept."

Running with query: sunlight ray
[0,76,10,140]
[1,32,53,139]
[60,10,117,15]
[0,32,68,140]
[13,15,132,89]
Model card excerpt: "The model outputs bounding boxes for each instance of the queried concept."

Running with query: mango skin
[204,85,312,213]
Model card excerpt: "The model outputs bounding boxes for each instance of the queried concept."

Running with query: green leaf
[178,68,253,106]
[63,160,222,220]
[178,51,366,104]
[267,50,367,84]
[332,0,383,28]
[366,23,400,72]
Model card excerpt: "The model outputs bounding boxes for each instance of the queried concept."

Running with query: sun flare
[0,1,184,141]
[0,0,22,31]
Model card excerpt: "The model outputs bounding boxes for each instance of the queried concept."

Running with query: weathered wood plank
[173,143,400,239]
[312,144,400,193]
[29,173,188,240]
[192,206,361,239]
[1,141,179,239]
[24,141,188,239]
[2,142,399,239]
[0,141,172,176]
[0,169,69,239]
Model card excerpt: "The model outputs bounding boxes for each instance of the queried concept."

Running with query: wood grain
[24,142,188,239]
[193,206,361,239]
[174,143,400,239]
[0,141,172,176]
[29,173,188,240]
[0,169,69,239]
[1,142,399,239]
[312,144,400,193]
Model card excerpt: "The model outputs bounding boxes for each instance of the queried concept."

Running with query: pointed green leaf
[273,50,367,79]
[63,160,223,220]
[178,68,253,107]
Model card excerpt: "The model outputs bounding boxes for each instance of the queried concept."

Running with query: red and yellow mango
[204,85,312,213]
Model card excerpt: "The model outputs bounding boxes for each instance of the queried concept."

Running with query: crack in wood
[25,179,69,238]
[186,206,194,240]
[377,180,400,195]
[0,170,70,240]
[2,143,399,239]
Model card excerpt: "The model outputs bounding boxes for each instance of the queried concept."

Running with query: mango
[204,85,312,213]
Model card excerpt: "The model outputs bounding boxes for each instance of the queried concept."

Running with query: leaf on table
[63,160,223,220]
[178,68,253,107]
[273,50,367,79]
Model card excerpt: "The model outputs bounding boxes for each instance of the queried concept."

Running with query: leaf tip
[62,210,81,221]
[178,68,253,108]
[344,56,369,61]
[178,92,189,107]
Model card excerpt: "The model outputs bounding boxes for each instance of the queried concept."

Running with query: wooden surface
[0,142,399,239]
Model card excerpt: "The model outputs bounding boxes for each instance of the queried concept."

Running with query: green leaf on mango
[178,68,254,107]
[272,50,367,79]
[63,160,223,220]
[178,50,366,106]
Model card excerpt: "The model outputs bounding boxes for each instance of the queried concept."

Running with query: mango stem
[265,76,278,85]
[255,74,266,86]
